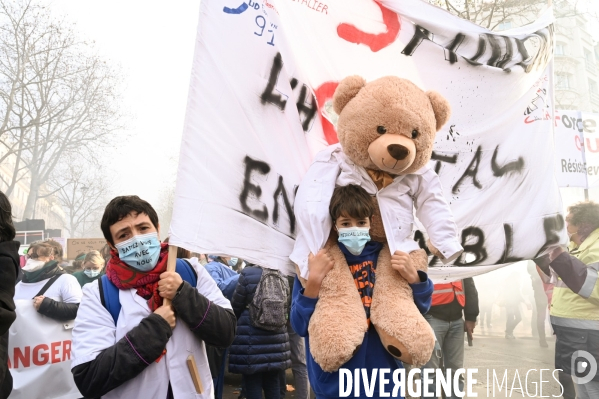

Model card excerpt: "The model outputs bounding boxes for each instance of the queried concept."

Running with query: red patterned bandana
[106,243,169,311]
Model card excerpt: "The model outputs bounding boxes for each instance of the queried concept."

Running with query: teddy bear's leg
[370,247,436,366]
[308,237,368,372]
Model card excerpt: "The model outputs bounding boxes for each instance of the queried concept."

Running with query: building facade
[553,14,599,112]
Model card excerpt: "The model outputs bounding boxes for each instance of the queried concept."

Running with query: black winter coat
[228,266,291,375]
[0,240,20,399]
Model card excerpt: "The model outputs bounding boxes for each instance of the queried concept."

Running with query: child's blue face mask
[115,232,161,271]
[337,227,371,255]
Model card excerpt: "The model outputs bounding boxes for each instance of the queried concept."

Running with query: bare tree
[427,0,597,30]
[49,161,111,237]
[155,155,179,239]
[0,0,122,219]
[427,0,543,30]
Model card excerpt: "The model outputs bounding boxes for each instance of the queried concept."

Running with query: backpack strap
[99,274,121,324]
[176,259,198,288]
[34,274,62,298]
[99,259,198,325]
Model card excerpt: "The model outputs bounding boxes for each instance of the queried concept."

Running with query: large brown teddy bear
[292,75,463,372]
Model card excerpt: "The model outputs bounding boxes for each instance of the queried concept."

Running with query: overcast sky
[45,0,201,207]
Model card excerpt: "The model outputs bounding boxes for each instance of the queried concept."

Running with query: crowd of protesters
[0,190,597,398]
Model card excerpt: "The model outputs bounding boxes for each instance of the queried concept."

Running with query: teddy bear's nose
[387,144,409,161]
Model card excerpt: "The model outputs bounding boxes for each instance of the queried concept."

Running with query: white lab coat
[15,273,82,303]
[71,258,232,399]
[290,144,463,278]
[12,274,82,399]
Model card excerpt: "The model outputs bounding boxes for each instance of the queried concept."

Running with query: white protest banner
[554,110,599,188]
[169,0,566,281]
[8,301,80,399]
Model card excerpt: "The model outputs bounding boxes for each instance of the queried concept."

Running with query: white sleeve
[289,148,340,279]
[60,274,83,304]
[413,167,463,263]
[71,280,116,368]
[189,258,232,310]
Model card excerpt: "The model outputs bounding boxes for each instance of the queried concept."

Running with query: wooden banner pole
[164,244,204,394]
[163,245,179,307]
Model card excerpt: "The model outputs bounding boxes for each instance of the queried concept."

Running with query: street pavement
[221,324,562,399]
[463,327,561,398]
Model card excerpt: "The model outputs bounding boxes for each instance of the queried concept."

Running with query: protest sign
[8,301,80,399]
[66,238,106,260]
[554,110,599,188]
[169,0,565,281]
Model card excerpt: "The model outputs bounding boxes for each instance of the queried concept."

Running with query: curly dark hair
[0,192,15,242]
[568,201,599,241]
[101,196,159,245]
[329,184,375,222]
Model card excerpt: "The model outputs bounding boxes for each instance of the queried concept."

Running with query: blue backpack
[99,258,197,324]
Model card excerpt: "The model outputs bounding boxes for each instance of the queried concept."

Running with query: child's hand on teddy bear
[391,251,421,284]
[304,249,335,298]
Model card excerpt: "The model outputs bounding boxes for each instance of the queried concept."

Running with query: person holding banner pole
[0,192,19,399]
[535,201,599,399]
[71,196,236,399]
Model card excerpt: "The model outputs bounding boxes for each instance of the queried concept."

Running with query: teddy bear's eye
[411,129,419,139]
[377,126,386,134]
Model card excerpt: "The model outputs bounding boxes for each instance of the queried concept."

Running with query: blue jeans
[288,323,310,399]
[421,315,465,399]
[245,370,280,399]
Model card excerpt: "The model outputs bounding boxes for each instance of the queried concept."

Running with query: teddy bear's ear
[427,91,452,131]
[333,75,367,114]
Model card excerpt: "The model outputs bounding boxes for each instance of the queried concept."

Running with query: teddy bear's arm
[412,168,463,263]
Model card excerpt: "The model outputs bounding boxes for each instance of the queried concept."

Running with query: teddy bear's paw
[405,325,436,367]
[373,318,436,367]
[374,326,412,363]
[308,322,367,372]
[425,239,445,260]
[308,302,367,372]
